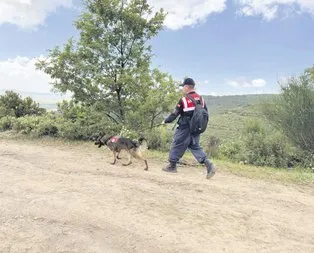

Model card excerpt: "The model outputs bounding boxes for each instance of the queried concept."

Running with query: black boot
[204,159,216,179]
[162,161,177,173]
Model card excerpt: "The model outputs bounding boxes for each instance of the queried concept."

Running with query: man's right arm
[164,98,183,123]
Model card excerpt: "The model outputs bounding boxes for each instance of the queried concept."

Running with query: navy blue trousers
[169,127,207,164]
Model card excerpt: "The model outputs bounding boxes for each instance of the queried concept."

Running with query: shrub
[217,118,296,168]
[218,140,246,162]
[0,116,16,131]
[34,116,60,137]
[12,116,41,134]
[205,135,221,158]
[0,90,46,118]
[262,74,314,153]
[145,126,173,151]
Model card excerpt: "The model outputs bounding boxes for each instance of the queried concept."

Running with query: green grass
[199,94,274,143]
[217,160,314,185]
[202,94,276,114]
[201,104,264,143]
[147,149,314,186]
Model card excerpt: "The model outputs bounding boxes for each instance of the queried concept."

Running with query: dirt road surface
[0,139,313,253]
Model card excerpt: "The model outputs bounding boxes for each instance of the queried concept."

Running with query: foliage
[218,140,246,162]
[145,126,173,152]
[0,90,46,118]
[36,0,175,132]
[262,73,314,153]
[0,116,16,131]
[204,135,221,158]
[218,118,295,168]
[203,104,262,143]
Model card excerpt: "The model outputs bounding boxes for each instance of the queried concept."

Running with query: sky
[1,0,314,97]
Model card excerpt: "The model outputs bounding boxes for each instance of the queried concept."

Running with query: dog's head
[93,133,106,148]
[89,135,99,141]
[94,133,114,148]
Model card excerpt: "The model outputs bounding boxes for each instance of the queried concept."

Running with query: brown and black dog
[93,134,148,170]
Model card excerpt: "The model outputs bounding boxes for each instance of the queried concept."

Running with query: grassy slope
[201,94,275,142]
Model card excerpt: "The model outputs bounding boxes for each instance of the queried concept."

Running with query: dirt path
[0,139,313,253]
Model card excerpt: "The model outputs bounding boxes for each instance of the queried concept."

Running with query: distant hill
[202,94,277,114]
[0,89,277,113]
[201,94,277,142]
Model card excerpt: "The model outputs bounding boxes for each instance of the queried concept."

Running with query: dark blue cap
[179,77,195,87]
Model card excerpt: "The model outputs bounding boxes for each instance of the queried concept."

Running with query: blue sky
[0,0,314,96]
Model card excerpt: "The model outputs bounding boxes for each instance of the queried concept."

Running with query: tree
[36,0,173,128]
[0,91,45,118]
[0,91,21,117]
[125,69,180,130]
[263,72,314,153]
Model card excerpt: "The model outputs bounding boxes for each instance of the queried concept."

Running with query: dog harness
[110,136,119,143]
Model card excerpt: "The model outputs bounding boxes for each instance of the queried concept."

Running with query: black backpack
[186,94,209,135]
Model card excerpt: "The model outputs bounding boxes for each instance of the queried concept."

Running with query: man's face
[181,85,191,94]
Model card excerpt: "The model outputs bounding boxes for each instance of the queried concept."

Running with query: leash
[139,122,177,131]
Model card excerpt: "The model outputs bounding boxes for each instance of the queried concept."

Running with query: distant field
[206,105,259,142]
[202,94,275,142]
[202,94,276,114]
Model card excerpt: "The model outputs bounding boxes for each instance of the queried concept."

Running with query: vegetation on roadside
[0,0,313,179]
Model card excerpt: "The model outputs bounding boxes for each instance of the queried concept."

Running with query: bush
[218,140,246,162]
[145,126,173,151]
[12,116,41,134]
[0,116,16,131]
[217,118,296,168]
[0,90,46,118]
[205,135,221,158]
[57,121,83,139]
[244,118,265,135]
[34,116,60,137]
[262,74,314,153]
[242,120,291,167]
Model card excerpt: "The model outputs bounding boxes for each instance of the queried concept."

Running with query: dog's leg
[111,151,117,165]
[123,153,132,166]
[117,151,122,160]
[133,150,149,171]
[144,160,148,171]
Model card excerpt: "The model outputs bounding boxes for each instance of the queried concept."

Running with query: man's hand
[161,120,166,125]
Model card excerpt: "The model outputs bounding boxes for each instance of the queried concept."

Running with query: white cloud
[227,77,267,88]
[0,56,52,93]
[208,92,218,96]
[251,79,267,87]
[0,0,72,29]
[235,0,314,20]
[149,0,227,30]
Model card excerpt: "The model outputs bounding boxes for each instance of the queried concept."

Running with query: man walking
[162,77,216,179]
